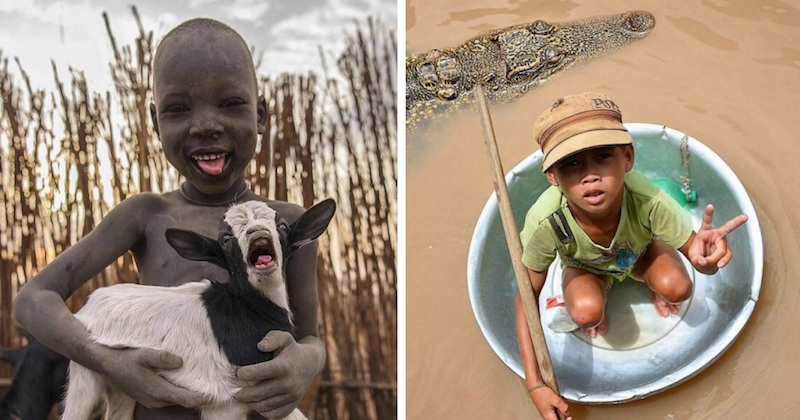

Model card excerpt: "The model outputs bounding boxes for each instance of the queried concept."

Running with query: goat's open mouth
[248,237,277,271]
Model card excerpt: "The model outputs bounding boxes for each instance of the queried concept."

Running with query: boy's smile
[187,145,233,180]
[546,145,633,222]
[192,151,229,176]
[151,28,267,196]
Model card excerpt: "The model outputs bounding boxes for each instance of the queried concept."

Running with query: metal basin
[467,123,762,403]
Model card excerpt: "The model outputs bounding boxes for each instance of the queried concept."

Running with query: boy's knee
[665,280,693,303]
[650,274,693,303]
[566,296,604,328]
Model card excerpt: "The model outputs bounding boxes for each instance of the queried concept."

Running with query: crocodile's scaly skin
[407,11,656,131]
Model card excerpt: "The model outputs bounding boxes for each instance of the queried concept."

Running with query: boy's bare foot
[582,316,608,338]
[654,294,681,317]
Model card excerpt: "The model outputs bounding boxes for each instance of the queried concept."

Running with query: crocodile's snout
[624,11,656,35]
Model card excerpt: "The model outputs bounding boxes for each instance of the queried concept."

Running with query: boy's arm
[289,239,327,379]
[516,268,571,420]
[235,235,324,418]
[14,195,206,409]
[15,195,148,362]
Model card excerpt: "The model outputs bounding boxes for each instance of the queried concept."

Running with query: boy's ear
[287,199,336,255]
[165,228,228,270]
[150,103,160,137]
[256,95,268,135]
[545,170,559,187]
[624,144,635,172]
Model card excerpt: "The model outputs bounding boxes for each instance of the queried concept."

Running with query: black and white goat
[61,199,336,420]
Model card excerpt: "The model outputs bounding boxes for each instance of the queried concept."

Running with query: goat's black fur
[0,339,68,420]
[201,284,292,367]
[200,233,293,366]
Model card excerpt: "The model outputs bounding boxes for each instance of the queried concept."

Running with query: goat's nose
[247,226,264,235]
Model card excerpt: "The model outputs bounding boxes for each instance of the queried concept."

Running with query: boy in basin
[515,92,748,420]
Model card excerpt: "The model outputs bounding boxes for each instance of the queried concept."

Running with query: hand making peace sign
[684,204,749,274]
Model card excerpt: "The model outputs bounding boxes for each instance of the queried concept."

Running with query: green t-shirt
[519,171,693,280]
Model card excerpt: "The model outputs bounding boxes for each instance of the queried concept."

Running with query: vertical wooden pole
[474,86,562,411]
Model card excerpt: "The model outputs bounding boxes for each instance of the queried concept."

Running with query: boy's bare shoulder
[105,192,170,221]
[113,192,170,215]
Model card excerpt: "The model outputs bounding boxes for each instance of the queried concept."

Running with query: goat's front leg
[104,387,136,420]
[61,362,104,420]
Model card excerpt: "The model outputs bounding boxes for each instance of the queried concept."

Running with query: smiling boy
[515,92,748,420]
[15,19,323,419]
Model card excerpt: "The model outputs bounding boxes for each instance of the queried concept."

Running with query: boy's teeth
[193,153,226,161]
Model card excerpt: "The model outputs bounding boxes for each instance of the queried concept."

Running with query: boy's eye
[162,103,189,114]
[221,98,246,108]
[559,159,580,169]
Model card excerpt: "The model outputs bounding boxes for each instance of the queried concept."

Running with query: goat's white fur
[61,201,306,420]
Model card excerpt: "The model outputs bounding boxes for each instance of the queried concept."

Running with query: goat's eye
[221,234,233,244]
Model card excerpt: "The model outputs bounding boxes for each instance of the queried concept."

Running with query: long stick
[474,86,562,412]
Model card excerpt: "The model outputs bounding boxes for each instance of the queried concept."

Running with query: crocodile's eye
[544,48,562,64]
[532,20,553,35]
[417,62,434,73]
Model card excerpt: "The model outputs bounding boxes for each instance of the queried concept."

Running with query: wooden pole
[473,85,563,415]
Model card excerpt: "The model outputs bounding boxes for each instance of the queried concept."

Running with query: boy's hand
[100,347,208,408]
[235,331,322,419]
[529,386,572,420]
[686,204,748,274]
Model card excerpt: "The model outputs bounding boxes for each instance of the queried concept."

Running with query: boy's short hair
[533,92,633,171]
[153,18,257,87]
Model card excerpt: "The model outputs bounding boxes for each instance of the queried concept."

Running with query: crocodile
[406,10,656,131]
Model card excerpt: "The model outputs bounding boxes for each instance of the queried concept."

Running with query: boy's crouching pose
[15,18,324,420]
[515,92,748,420]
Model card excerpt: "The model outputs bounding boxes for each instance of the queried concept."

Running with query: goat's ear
[165,228,228,270]
[288,198,336,253]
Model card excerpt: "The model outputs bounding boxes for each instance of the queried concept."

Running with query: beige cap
[533,92,632,171]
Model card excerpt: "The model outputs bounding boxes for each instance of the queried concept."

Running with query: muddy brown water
[406,1,800,418]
